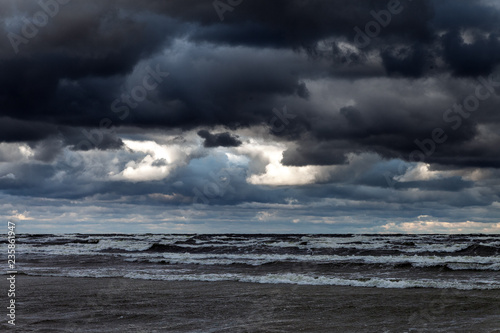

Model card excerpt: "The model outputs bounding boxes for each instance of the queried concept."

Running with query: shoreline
[2,275,499,332]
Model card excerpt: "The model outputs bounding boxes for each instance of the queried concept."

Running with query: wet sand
[2,275,500,332]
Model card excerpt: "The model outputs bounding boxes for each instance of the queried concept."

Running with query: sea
[15,233,500,290]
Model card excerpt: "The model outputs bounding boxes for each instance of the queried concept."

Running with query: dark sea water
[14,234,500,290]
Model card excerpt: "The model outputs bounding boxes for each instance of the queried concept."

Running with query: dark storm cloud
[0,0,188,133]
[1,0,498,139]
[281,72,500,168]
[441,30,500,77]
[432,0,500,31]
[30,138,64,162]
[197,130,242,148]
[59,127,124,151]
[0,118,58,142]
[281,141,349,166]
[188,0,434,47]
[380,44,428,77]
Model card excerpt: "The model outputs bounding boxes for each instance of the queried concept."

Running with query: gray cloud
[197,130,242,148]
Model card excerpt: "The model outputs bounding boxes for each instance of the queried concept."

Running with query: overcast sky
[1,0,500,233]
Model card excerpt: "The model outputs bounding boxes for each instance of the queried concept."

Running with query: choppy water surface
[13,234,500,290]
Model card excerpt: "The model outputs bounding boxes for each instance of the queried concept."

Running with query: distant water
[13,234,500,290]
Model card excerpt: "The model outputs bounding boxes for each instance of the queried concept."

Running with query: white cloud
[395,163,451,182]
[255,211,276,221]
[18,144,34,158]
[113,139,191,182]
[0,142,33,162]
[120,154,171,181]
[237,139,331,186]
[9,210,33,221]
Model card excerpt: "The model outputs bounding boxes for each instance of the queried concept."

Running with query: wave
[31,239,100,246]
[18,269,500,290]
[123,272,500,290]
[454,244,500,256]
[18,234,500,257]
[120,252,500,271]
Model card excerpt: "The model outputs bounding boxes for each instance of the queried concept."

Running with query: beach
[2,275,500,332]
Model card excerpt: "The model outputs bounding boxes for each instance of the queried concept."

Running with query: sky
[1,0,500,234]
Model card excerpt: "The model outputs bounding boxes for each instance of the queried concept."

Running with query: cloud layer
[1,0,500,233]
